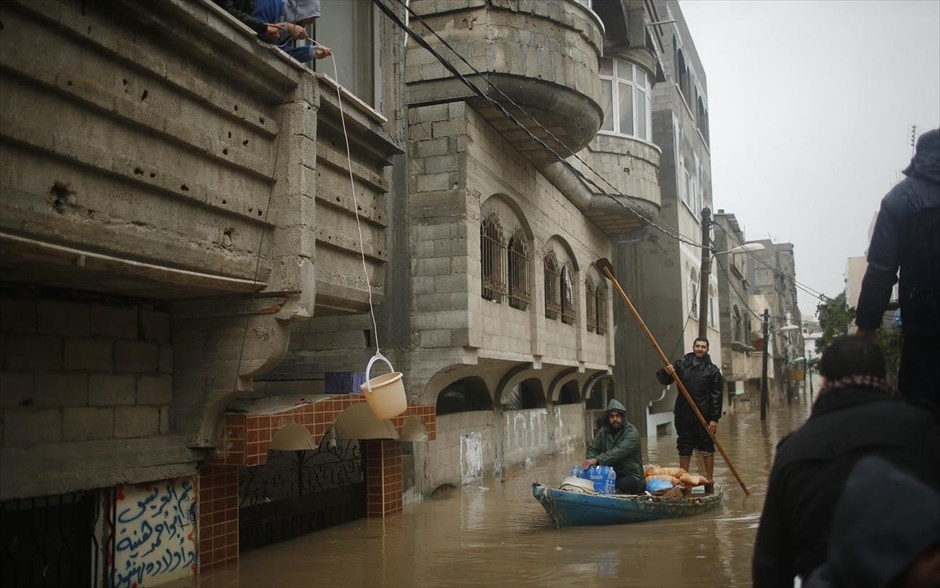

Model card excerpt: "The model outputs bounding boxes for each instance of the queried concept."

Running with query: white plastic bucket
[360,353,407,419]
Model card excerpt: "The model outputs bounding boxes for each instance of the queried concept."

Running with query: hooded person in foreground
[803,455,940,588]
[751,336,940,587]
[855,127,940,419]
[582,399,645,494]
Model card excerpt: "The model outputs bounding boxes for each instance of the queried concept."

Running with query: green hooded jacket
[585,399,644,481]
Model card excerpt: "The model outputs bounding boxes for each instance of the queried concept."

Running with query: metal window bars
[480,214,506,302]
[585,277,596,332]
[508,232,530,310]
[544,252,560,320]
[560,263,576,325]
[596,284,608,335]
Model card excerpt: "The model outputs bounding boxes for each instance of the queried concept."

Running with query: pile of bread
[644,465,709,498]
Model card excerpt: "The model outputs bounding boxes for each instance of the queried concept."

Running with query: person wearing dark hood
[803,455,940,588]
[214,0,333,62]
[752,336,940,588]
[656,337,723,485]
[856,127,940,419]
[582,399,645,494]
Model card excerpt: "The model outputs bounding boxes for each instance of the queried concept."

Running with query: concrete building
[746,240,805,402]
[2,1,669,585]
[713,211,762,409]
[1,0,420,583]
[613,0,720,438]
[268,0,665,497]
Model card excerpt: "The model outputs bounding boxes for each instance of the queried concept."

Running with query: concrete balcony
[550,134,662,236]
[0,0,397,315]
[405,0,605,167]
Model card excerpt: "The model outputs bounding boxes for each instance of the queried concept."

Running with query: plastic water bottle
[589,465,605,493]
[570,464,583,479]
[606,466,616,494]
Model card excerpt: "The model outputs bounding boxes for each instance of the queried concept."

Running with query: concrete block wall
[0,293,185,500]
[552,403,585,456]
[424,411,497,490]
[1,296,172,446]
[421,405,586,493]
[500,408,551,466]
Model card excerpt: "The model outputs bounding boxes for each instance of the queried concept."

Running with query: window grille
[596,284,608,335]
[508,232,530,310]
[585,277,596,332]
[480,214,506,302]
[561,263,576,325]
[544,252,560,320]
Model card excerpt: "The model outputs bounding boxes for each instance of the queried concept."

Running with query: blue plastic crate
[324,372,367,394]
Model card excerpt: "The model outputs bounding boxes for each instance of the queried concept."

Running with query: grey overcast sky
[679,0,940,316]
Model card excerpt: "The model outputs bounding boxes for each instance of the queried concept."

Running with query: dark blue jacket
[856,128,940,336]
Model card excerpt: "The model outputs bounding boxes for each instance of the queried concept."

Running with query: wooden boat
[532,482,723,527]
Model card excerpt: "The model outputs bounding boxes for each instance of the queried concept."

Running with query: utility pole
[760,309,770,421]
[697,207,712,340]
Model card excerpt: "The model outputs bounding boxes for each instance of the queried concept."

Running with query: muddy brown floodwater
[169,401,810,588]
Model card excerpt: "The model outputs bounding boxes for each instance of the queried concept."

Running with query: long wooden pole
[597,258,750,495]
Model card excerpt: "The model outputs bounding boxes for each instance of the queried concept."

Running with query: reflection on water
[168,402,810,588]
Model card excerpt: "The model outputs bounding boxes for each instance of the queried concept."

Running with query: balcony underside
[0,233,267,300]
[409,74,602,169]
[584,195,659,235]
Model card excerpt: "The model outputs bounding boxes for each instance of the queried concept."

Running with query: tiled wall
[214,398,435,468]
[197,464,238,572]
[364,440,403,517]
[197,397,435,569]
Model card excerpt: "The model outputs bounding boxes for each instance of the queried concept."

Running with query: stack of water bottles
[570,464,616,494]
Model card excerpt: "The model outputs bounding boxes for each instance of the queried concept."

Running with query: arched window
[480,214,506,302]
[544,252,560,320]
[560,263,576,325]
[507,231,530,311]
[596,283,608,336]
[689,269,699,317]
[585,277,596,333]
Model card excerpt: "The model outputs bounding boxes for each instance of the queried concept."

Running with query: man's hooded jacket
[585,399,644,482]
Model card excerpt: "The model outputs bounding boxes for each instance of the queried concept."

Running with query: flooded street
[171,401,810,588]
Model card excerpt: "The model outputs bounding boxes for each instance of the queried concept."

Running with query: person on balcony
[855,127,940,420]
[656,337,723,486]
[581,399,645,494]
[215,0,333,62]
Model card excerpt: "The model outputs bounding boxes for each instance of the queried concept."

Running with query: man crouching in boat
[582,399,645,494]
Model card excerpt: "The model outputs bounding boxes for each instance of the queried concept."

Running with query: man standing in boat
[582,399,645,494]
[655,337,723,486]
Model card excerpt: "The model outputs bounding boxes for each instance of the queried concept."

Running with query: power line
[712,222,828,302]
[378,0,705,249]
[378,0,835,309]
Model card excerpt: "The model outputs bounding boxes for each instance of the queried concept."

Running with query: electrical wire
[712,222,828,302]
[375,0,834,327]
[386,0,841,306]
[376,0,705,249]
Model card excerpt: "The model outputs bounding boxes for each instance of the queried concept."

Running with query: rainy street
[168,401,809,588]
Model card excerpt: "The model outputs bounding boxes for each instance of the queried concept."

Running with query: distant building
[747,241,805,401]
[713,211,762,408]
[613,0,718,438]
